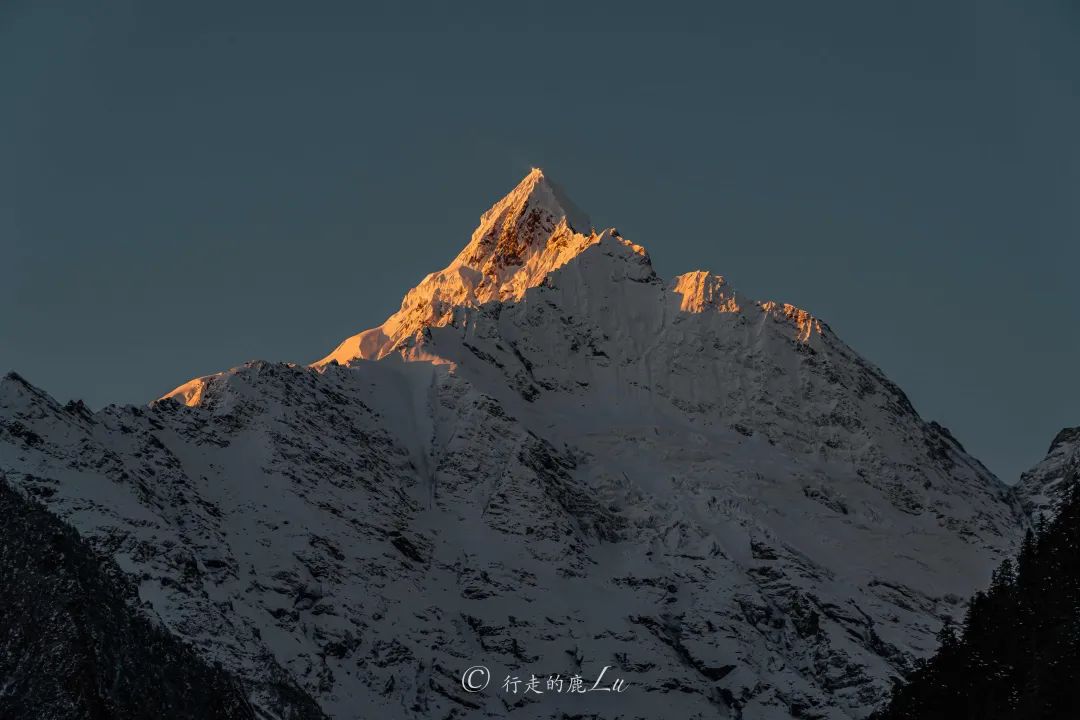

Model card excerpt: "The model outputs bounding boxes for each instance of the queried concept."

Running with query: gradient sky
[2,1,1077,483]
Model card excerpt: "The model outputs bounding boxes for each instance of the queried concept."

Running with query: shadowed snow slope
[1016,427,1080,521]
[2,171,1028,720]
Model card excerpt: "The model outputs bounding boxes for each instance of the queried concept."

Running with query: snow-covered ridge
[309,168,814,372]
[1017,426,1080,520]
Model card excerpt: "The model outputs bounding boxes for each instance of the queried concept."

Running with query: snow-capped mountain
[1016,427,1080,521]
[0,170,1028,719]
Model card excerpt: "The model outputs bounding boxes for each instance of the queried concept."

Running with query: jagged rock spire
[316,169,609,365]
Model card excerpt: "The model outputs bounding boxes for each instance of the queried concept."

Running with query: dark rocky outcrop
[1,476,278,720]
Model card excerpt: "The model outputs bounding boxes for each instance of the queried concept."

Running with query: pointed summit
[460,169,592,273]
[315,170,614,365]
[485,168,591,236]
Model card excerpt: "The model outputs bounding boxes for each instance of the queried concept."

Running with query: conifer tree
[873,474,1080,720]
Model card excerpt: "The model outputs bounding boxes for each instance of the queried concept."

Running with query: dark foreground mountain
[0,474,325,720]
[873,431,1080,720]
[0,170,1030,718]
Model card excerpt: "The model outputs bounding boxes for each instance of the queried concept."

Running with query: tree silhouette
[873,472,1080,720]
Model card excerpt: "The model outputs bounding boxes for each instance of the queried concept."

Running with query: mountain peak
[1048,426,1080,454]
[462,168,593,272]
[316,170,608,365]
[503,168,587,224]
[313,170,829,368]
[476,167,591,239]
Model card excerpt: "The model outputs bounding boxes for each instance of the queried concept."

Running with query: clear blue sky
[2,1,1077,483]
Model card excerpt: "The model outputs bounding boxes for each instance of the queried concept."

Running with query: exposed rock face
[0,475,325,720]
[1016,427,1080,520]
[0,171,1028,719]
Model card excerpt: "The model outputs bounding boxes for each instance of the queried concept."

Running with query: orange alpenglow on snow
[317,168,625,365]
[161,169,827,407]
